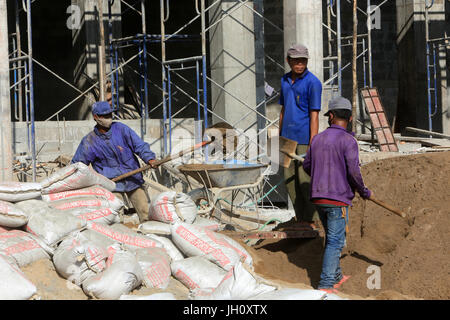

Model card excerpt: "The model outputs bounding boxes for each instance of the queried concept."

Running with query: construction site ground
[17,150,450,300]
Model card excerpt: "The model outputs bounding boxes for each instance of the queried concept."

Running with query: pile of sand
[249,151,450,300]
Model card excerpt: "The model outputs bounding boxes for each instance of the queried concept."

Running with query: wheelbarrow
[178,161,268,227]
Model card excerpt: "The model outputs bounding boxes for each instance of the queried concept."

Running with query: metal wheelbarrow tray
[178,162,268,188]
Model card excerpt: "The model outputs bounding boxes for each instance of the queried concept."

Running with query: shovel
[112,140,213,182]
[271,136,407,220]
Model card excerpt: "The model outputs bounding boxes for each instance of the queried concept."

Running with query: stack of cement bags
[0,162,343,300]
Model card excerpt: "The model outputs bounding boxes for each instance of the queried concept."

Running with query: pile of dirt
[249,151,450,300]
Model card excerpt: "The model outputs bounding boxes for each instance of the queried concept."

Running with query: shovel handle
[112,140,213,182]
[369,195,406,218]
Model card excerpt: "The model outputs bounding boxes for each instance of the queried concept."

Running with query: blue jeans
[317,206,348,289]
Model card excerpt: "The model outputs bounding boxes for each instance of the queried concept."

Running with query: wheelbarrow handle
[111,140,213,182]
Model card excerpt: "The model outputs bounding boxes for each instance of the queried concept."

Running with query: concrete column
[396,0,448,134]
[0,0,13,181]
[283,0,327,132]
[208,0,257,132]
[72,0,122,119]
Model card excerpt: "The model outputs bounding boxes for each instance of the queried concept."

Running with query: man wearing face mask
[71,101,158,224]
[302,96,372,293]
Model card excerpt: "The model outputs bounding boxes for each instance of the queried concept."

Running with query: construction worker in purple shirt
[72,101,158,224]
[302,96,372,293]
[279,43,322,229]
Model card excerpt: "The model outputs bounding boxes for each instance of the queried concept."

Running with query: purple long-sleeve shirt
[302,124,371,206]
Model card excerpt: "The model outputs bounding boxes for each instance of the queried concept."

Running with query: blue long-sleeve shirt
[302,124,371,206]
[71,122,156,192]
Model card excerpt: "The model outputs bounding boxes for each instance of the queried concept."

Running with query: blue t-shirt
[279,69,322,145]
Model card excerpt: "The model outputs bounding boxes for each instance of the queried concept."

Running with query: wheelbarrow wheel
[187,188,221,216]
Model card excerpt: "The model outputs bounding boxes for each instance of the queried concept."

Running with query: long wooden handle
[281,150,305,163]
[369,195,406,218]
[112,140,213,182]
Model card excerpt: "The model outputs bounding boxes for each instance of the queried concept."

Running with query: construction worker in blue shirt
[279,44,322,229]
[71,101,158,224]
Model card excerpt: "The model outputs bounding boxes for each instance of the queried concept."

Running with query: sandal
[333,275,351,289]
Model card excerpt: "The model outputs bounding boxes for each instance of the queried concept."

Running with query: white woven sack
[0,200,30,228]
[40,162,116,195]
[171,222,253,271]
[0,182,42,203]
[192,216,222,232]
[82,243,143,300]
[0,229,50,267]
[85,222,163,251]
[42,186,122,208]
[171,256,227,291]
[25,206,87,248]
[119,293,176,300]
[150,192,198,224]
[0,254,37,300]
[14,199,53,217]
[48,196,121,225]
[145,234,184,262]
[138,221,171,236]
[248,287,344,300]
[63,207,120,225]
[53,231,109,285]
[190,260,276,300]
[135,247,171,289]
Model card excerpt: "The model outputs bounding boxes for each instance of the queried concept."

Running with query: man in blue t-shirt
[279,44,322,228]
[72,101,158,224]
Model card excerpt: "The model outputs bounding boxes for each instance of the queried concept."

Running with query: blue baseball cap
[92,101,113,116]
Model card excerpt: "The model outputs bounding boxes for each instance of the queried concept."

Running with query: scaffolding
[5,1,403,212]
[425,0,449,134]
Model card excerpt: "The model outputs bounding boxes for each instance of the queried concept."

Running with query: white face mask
[95,116,113,129]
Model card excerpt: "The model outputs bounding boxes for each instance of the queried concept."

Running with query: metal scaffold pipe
[26,0,36,181]
[0,0,13,181]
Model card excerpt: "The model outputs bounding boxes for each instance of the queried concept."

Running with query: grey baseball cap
[324,96,352,116]
[287,44,309,59]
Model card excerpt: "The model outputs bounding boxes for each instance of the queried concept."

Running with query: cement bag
[42,185,122,208]
[0,182,42,202]
[145,234,184,262]
[63,207,120,225]
[53,232,108,285]
[119,293,176,300]
[25,207,87,248]
[0,254,37,300]
[171,256,227,291]
[248,287,343,300]
[85,222,163,251]
[0,229,50,267]
[190,260,276,300]
[138,221,171,236]
[135,247,171,289]
[82,243,143,300]
[192,216,222,231]
[150,192,198,224]
[171,222,253,271]
[0,200,30,228]
[14,199,52,217]
[48,195,121,225]
[40,162,116,194]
